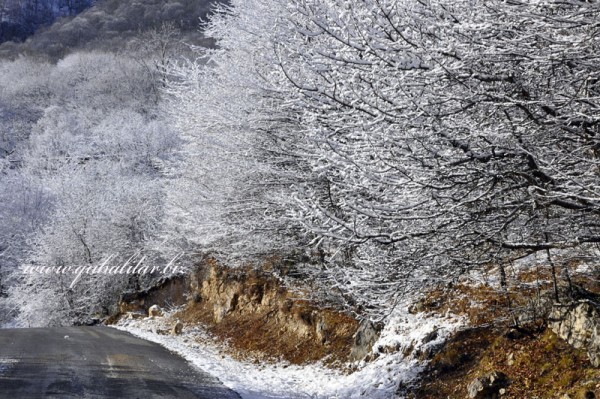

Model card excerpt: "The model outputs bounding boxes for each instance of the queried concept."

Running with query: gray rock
[467,371,508,399]
[171,320,183,335]
[349,320,382,361]
[549,300,600,367]
[315,317,329,344]
[421,327,439,345]
[148,304,163,317]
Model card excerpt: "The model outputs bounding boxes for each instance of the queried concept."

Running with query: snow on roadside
[0,358,18,375]
[114,306,463,399]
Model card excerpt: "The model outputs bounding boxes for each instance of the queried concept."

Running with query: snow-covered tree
[165,0,314,261]
[168,0,600,319]
[2,49,181,326]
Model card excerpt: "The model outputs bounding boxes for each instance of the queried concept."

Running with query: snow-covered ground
[114,306,463,399]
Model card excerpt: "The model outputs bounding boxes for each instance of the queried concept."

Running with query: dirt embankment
[409,261,600,399]
[111,257,364,365]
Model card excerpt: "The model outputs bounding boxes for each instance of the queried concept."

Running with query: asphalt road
[0,326,241,398]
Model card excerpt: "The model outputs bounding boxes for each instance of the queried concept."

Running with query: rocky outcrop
[117,258,362,364]
[180,261,360,364]
[349,320,382,361]
[549,300,600,367]
[467,371,508,399]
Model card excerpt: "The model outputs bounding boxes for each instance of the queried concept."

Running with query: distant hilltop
[0,0,220,60]
[0,0,95,43]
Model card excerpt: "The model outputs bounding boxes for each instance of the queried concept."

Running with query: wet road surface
[0,326,241,398]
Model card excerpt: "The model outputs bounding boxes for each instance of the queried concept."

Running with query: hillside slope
[0,0,94,44]
[0,0,220,59]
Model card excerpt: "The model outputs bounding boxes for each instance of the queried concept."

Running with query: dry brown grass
[413,325,600,399]
[410,261,600,398]
[176,300,358,365]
